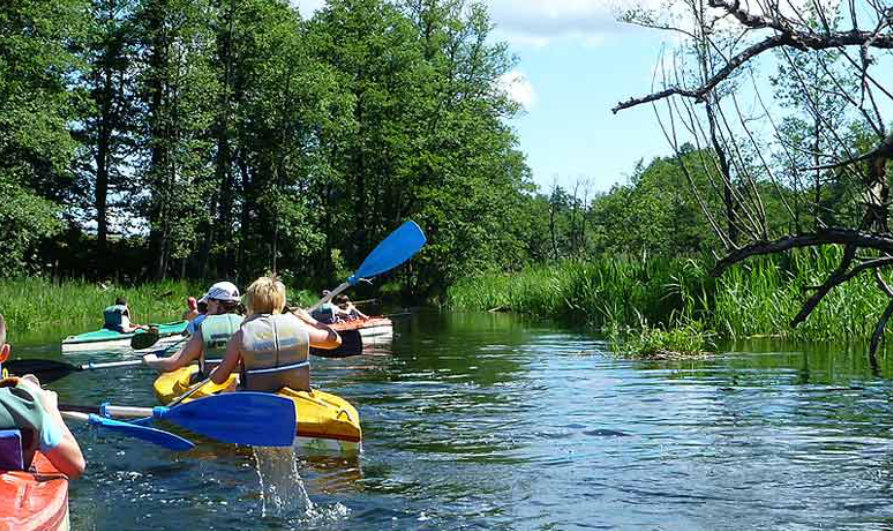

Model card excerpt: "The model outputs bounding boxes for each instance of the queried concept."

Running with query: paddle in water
[62,392,297,447]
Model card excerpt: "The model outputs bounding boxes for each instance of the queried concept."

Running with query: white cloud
[498,71,536,109]
[489,0,663,48]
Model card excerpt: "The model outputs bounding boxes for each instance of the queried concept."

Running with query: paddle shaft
[61,403,152,418]
[308,281,350,312]
[80,359,144,371]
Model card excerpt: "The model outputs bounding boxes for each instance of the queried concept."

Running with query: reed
[0,277,335,343]
[0,278,203,342]
[448,247,892,344]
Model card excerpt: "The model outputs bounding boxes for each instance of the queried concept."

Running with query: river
[12,311,893,529]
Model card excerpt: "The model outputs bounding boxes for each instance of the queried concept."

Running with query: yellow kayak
[153,366,361,453]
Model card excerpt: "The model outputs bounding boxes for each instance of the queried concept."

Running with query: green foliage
[0,278,202,341]
[449,247,893,344]
[0,0,86,272]
[609,320,714,359]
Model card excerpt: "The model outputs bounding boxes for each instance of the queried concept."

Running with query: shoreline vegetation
[447,247,893,358]
[0,278,317,344]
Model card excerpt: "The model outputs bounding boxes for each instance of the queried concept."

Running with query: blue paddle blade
[351,221,426,284]
[154,392,297,447]
[88,414,195,451]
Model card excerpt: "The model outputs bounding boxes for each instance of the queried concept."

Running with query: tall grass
[0,278,204,342]
[0,277,325,344]
[447,247,892,344]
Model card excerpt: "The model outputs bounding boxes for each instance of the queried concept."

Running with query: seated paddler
[143,281,243,376]
[103,297,148,334]
[209,275,341,392]
[0,315,85,478]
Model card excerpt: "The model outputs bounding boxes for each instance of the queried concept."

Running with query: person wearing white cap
[143,281,243,376]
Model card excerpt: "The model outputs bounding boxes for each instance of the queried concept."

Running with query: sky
[296,0,676,193]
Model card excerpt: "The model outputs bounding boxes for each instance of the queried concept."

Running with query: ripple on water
[46,312,893,529]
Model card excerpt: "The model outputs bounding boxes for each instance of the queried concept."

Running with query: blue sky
[297,0,675,193]
[497,26,672,193]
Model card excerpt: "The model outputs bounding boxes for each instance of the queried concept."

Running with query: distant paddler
[311,290,353,324]
[334,293,368,321]
[209,276,341,392]
[103,296,149,334]
[143,281,243,377]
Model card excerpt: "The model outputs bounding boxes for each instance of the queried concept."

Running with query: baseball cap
[199,281,241,303]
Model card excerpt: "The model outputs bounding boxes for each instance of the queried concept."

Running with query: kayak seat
[0,429,24,471]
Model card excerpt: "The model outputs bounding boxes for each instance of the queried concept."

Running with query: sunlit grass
[448,247,892,344]
[0,278,203,342]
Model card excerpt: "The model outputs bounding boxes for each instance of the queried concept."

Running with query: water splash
[253,446,313,518]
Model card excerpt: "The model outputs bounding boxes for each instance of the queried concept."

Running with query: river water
[12,311,893,529]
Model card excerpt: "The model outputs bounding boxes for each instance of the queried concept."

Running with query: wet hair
[334,294,350,304]
[197,300,208,314]
[115,297,127,306]
[245,276,286,315]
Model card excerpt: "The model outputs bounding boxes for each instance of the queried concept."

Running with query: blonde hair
[245,276,286,315]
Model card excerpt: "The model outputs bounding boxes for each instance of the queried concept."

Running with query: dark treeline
[1,0,540,297]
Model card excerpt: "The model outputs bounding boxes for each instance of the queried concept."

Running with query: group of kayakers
[0,275,368,482]
[142,276,344,394]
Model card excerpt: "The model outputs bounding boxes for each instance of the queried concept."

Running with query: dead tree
[617,0,893,356]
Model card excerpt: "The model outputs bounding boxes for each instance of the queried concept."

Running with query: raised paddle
[62,392,297,447]
[62,411,195,451]
[309,220,426,311]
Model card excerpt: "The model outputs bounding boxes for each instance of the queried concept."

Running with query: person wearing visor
[143,282,243,377]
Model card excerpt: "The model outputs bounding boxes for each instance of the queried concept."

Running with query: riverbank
[447,247,892,347]
[0,277,318,343]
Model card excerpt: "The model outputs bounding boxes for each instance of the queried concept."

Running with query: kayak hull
[332,317,393,341]
[62,321,188,354]
[0,452,69,531]
[153,366,361,454]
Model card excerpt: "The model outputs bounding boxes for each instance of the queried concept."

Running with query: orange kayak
[0,452,70,531]
[331,316,393,339]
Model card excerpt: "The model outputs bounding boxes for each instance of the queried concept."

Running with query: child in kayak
[209,276,341,392]
[311,290,353,324]
[103,297,148,334]
[334,294,369,321]
[0,315,85,478]
[143,281,243,376]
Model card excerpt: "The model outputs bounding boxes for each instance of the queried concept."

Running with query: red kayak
[0,452,70,530]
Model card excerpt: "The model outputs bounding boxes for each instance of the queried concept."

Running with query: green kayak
[61,321,188,353]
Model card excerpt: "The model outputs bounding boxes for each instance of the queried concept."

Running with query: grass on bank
[0,277,319,344]
[447,247,893,356]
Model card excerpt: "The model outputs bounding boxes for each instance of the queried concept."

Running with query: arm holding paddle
[20,378,86,478]
[209,311,341,385]
[143,333,203,372]
[292,308,342,349]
